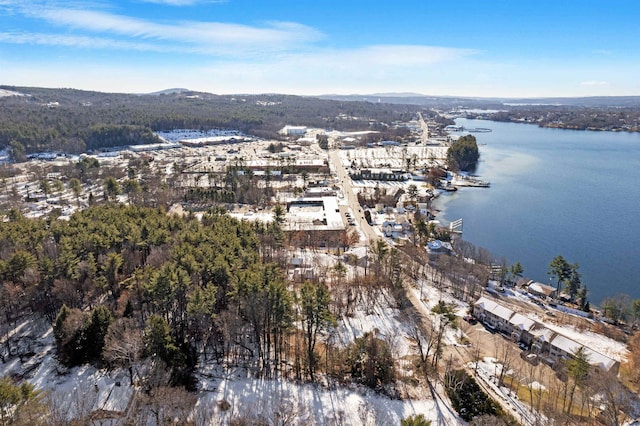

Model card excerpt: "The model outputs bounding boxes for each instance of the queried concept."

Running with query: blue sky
[0,0,638,97]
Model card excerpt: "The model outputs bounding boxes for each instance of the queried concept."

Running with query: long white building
[473,296,618,373]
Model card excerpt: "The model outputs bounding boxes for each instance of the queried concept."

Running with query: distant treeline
[87,125,162,150]
[473,106,640,132]
[0,86,422,156]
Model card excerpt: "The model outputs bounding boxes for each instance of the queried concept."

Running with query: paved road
[329,147,538,423]
[328,149,379,245]
[417,112,429,144]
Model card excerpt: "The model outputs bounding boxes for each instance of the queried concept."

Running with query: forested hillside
[0,86,420,156]
[0,202,401,387]
[0,204,289,383]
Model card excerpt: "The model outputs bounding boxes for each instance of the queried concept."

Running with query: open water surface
[435,118,640,304]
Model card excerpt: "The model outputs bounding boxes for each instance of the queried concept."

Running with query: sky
[0,0,639,97]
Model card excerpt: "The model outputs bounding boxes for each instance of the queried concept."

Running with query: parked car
[463,315,478,324]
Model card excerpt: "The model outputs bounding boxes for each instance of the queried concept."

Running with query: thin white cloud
[0,31,175,52]
[139,0,227,5]
[0,0,487,95]
[580,80,609,86]
[4,3,476,66]
[24,7,323,56]
[0,42,480,95]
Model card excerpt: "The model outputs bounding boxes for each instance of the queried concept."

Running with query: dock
[452,175,490,187]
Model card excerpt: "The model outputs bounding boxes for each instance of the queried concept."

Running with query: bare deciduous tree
[103,318,143,385]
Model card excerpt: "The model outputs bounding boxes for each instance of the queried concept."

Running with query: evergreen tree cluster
[0,204,343,388]
[444,369,505,421]
[446,135,479,172]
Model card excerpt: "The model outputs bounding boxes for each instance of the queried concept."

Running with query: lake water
[434,118,640,304]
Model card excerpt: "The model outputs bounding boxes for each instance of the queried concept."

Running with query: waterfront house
[527,282,557,299]
[426,240,454,255]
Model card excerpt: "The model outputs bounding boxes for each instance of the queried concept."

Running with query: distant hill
[319,94,504,109]
[320,93,640,109]
[501,96,640,108]
[0,86,423,155]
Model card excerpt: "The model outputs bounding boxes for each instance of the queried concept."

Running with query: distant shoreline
[472,117,640,133]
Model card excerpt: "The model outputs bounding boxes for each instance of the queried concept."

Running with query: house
[527,282,557,299]
[515,277,533,288]
[529,327,555,356]
[295,137,315,146]
[304,187,336,198]
[292,267,315,282]
[289,257,304,268]
[533,333,618,373]
[382,221,404,239]
[426,240,454,255]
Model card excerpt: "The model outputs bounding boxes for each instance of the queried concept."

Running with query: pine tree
[299,281,335,381]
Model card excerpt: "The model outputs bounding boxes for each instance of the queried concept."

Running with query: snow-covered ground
[0,88,25,97]
[0,316,133,420]
[334,292,412,357]
[0,231,629,424]
[471,357,542,426]
[2,252,630,424]
[0,281,464,425]
[155,129,245,143]
[194,372,463,425]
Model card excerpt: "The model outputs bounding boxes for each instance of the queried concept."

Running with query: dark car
[464,315,478,325]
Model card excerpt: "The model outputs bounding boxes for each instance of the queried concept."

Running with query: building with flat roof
[280,125,307,136]
[246,158,327,173]
[349,168,410,181]
[284,197,348,250]
[179,136,251,147]
[285,197,344,232]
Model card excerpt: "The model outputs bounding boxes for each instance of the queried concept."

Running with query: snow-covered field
[0,88,25,97]
[194,372,463,425]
